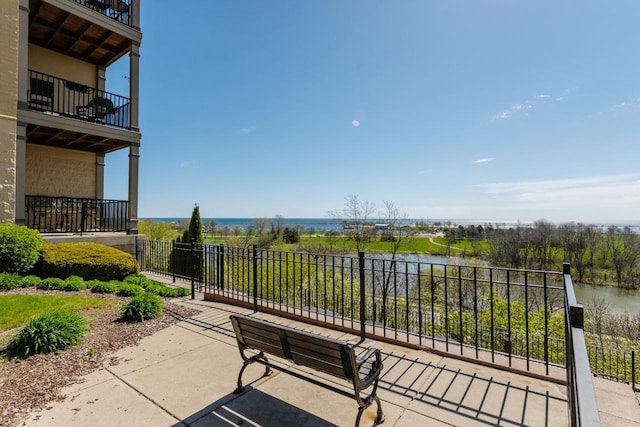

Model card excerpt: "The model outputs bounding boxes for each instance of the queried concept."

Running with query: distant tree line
[445,220,640,289]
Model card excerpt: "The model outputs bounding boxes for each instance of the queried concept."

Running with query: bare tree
[376,201,418,323]
[328,194,376,253]
[558,222,588,281]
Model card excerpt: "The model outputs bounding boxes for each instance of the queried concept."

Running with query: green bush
[19,275,41,288]
[0,223,43,274]
[37,277,66,290]
[115,282,145,297]
[0,273,21,290]
[121,293,163,322]
[8,311,88,357]
[64,275,86,291]
[35,242,139,281]
[123,274,190,297]
[89,280,117,294]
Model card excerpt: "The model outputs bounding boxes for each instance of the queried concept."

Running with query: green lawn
[0,295,115,332]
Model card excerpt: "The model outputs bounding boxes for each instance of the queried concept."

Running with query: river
[388,253,640,316]
[573,283,640,316]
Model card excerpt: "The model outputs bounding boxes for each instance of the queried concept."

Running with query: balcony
[72,0,132,26]
[25,69,133,152]
[25,195,128,233]
[28,69,129,128]
[29,0,136,67]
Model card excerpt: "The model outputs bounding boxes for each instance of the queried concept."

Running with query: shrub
[20,275,41,288]
[35,242,139,281]
[123,274,190,297]
[8,311,88,357]
[0,273,21,290]
[0,223,43,274]
[121,293,163,322]
[64,275,86,291]
[115,282,145,297]
[37,277,66,290]
[89,280,117,294]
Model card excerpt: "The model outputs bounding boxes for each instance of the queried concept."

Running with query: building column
[96,153,105,199]
[97,66,106,92]
[127,142,140,234]
[129,41,140,131]
[15,124,26,225]
[17,0,29,109]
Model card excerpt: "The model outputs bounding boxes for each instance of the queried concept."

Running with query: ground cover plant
[0,275,198,427]
[8,311,88,357]
[0,293,114,331]
[121,292,164,321]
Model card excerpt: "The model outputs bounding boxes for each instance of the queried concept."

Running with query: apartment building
[1,0,141,251]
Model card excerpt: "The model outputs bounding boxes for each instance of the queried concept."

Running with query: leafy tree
[171,204,204,280]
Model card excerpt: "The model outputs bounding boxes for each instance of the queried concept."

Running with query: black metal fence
[564,265,601,426]
[137,240,613,426]
[72,0,132,26]
[25,195,128,233]
[28,70,130,129]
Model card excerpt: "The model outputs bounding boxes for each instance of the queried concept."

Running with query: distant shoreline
[143,217,640,233]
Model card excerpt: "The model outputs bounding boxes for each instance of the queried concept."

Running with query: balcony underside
[29,0,130,66]
[27,122,130,153]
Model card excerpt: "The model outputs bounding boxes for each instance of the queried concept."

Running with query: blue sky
[105,1,640,223]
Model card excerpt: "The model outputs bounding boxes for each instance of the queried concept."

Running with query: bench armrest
[355,347,382,389]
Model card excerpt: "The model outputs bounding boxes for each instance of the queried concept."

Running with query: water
[574,283,640,316]
[147,217,640,314]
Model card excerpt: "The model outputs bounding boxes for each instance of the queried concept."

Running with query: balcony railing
[72,0,132,26]
[28,70,130,130]
[564,266,601,426]
[137,240,608,426]
[25,195,129,233]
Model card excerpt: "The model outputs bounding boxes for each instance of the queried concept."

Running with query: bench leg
[355,395,384,426]
[234,352,272,394]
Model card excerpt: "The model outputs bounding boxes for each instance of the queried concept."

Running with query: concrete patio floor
[21,296,640,427]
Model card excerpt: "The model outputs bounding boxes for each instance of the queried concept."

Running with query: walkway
[22,298,574,427]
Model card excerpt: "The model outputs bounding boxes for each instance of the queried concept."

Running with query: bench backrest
[230,314,356,381]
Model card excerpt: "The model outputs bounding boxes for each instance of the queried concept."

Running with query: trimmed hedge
[35,242,139,281]
[0,223,43,274]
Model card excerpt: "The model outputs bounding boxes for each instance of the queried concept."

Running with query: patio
[21,297,579,427]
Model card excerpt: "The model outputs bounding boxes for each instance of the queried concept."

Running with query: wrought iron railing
[28,70,130,129]
[25,195,128,233]
[72,0,132,26]
[564,266,601,426]
[137,240,608,426]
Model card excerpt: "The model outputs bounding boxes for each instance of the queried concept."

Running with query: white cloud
[491,93,556,121]
[238,126,256,134]
[478,174,640,210]
[180,160,196,168]
[612,97,640,112]
[474,158,495,164]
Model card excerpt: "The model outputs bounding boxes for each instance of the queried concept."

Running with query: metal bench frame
[230,314,385,426]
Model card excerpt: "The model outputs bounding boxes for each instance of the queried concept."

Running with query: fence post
[171,239,176,283]
[633,350,636,392]
[359,251,366,341]
[219,244,225,290]
[253,244,258,312]
[190,240,195,300]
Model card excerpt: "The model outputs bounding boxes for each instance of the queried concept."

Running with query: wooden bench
[230,314,385,426]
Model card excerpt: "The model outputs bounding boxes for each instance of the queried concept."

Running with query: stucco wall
[28,44,96,87]
[26,145,96,198]
[0,0,19,223]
